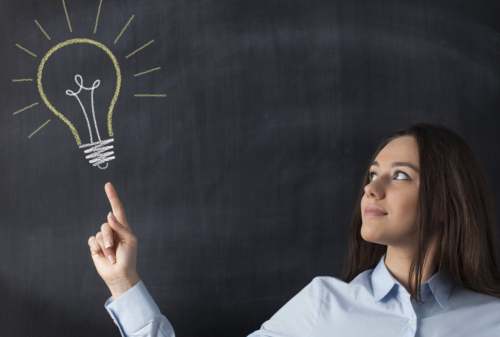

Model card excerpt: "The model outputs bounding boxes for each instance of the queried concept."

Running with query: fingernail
[104,241,113,248]
[107,255,115,264]
[109,212,115,221]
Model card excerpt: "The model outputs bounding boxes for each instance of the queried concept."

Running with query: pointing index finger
[104,182,128,226]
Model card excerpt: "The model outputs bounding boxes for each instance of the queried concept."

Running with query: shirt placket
[401,292,418,337]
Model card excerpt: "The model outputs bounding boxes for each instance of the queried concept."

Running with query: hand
[88,182,140,299]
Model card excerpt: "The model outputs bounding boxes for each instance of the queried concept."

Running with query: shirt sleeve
[104,280,176,337]
[246,277,324,337]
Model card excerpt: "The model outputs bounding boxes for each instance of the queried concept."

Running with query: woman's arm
[88,182,319,337]
[87,182,175,337]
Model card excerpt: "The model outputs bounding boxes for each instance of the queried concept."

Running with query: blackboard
[1,0,499,336]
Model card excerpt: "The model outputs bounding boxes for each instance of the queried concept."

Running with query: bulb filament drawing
[66,74,114,169]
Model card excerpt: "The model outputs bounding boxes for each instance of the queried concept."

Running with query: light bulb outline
[36,38,122,146]
[13,3,168,170]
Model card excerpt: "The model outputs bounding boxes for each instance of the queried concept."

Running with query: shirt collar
[371,254,454,309]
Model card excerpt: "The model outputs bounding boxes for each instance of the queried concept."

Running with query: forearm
[107,273,141,300]
[105,280,175,337]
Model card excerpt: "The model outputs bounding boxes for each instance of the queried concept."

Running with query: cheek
[360,189,419,245]
[389,191,418,228]
[384,191,419,241]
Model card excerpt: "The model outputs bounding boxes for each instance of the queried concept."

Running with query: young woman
[88,123,500,337]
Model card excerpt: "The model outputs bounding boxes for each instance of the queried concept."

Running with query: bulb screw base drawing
[79,138,115,170]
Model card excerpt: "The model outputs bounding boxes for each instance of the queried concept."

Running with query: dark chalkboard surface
[1,0,499,336]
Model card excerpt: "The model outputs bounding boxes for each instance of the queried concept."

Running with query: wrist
[108,273,141,299]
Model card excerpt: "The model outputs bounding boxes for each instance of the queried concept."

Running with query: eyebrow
[370,160,420,173]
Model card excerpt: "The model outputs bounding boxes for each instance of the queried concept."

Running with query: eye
[368,170,410,182]
[394,170,410,180]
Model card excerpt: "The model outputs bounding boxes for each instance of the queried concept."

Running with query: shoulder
[257,275,372,334]
[307,275,350,294]
[451,286,500,309]
[273,275,353,313]
[444,287,500,332]
[261,276,351,331]
[304,274,371,306]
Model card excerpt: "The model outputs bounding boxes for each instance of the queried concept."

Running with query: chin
[360,224,385,245]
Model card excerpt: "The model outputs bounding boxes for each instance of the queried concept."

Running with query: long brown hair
[341,122,500,301]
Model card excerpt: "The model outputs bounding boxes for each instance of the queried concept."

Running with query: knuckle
[96,236,104,247]
[88,240,99,252]
[88,236,96,246]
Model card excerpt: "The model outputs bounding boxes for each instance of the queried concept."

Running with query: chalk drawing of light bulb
[12,0,168,170]
[37,38,121,169]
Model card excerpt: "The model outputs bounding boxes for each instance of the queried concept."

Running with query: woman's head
[360,135,421,248]
[342,122,500,300]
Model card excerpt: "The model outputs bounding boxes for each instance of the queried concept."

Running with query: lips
[364,205,388,216]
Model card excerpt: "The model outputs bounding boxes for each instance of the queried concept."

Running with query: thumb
[107,212,133,241]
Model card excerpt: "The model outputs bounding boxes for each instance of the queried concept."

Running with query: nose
[364,179,385,199]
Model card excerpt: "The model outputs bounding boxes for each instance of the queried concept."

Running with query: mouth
[364,212,387,217]
[364,209,388,217]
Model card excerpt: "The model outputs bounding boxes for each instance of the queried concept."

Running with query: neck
[384,238,438,292]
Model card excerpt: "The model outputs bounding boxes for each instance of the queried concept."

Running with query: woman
[88,123,500,337]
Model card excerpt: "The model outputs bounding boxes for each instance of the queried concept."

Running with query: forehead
[374,135,419,165]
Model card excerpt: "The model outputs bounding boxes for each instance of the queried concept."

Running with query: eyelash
[368,170,410,182]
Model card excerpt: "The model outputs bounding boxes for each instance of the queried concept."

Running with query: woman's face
[360,135,421,247]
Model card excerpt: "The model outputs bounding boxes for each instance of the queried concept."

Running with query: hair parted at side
[341,122,500,301]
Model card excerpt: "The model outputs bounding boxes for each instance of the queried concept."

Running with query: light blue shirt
[105,254,500,336]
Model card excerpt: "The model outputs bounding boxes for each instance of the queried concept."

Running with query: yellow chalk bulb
[36,38,122,169]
